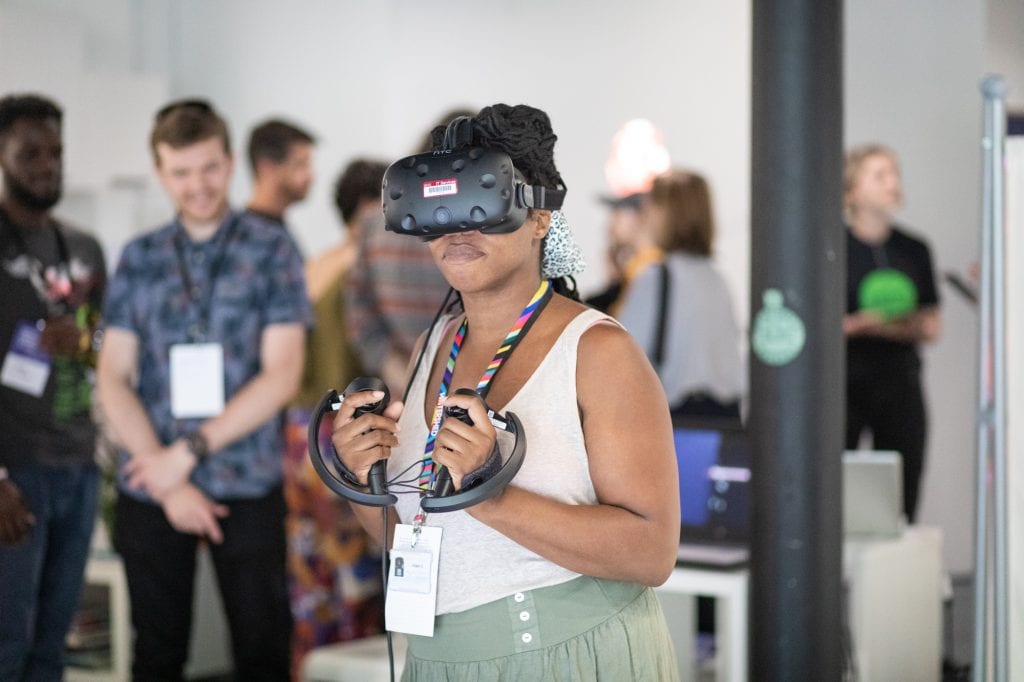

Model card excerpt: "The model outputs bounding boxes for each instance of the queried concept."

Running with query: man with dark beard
[0,93,107,681]
[244,118,315,227]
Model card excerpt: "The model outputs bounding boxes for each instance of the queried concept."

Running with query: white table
[655,565,749,682]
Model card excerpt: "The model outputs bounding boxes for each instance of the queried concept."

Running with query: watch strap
[184,431,209,459]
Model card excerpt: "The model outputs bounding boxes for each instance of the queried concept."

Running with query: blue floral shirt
[103,210,312,501]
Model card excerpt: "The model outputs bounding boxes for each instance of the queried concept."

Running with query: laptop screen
[673,418,751,545]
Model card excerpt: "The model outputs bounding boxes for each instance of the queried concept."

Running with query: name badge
[385,523,442,636]
[1,321,51,397]
[169,343,225,419]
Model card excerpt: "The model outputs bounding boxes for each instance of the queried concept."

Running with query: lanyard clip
[411,510,427,548]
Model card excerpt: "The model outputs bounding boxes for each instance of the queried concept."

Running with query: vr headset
[382,119,566,238]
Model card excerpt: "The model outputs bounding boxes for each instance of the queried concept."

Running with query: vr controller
[427,387,500,501]
[381,146,566,239]
[307,377,526,513]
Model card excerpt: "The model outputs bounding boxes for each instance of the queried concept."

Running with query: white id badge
[169,343,225,418]
[1,321,51,397]
[385,523,442,636]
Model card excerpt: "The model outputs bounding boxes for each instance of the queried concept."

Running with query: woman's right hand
[329,390,403,485]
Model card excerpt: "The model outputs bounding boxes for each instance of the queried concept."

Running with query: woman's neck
[848,208,892,244]
[460,276,545,341]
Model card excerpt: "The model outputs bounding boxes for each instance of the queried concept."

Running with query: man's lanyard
[0,207,73,314]
[173,215,239,342]
[417,279,553,490]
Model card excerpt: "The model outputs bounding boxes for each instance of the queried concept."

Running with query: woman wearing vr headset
[330,104,680,680]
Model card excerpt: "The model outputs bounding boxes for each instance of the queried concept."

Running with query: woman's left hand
[432,392,497,490]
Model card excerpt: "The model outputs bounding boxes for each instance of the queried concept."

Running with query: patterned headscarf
[542,210,585,279]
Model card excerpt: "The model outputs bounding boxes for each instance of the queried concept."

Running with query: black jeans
[845,371,927,523]
[114,487,291,682]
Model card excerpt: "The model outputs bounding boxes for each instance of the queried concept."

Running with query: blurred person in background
[97,100,310,681]
[0,92,106,682]
[586,118,670,315]
[282,159,388,677]
[615,169,744,422]
[245,118,315,227]
[843,144,941,523]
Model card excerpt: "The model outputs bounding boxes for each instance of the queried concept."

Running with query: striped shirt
[344,212,450,378]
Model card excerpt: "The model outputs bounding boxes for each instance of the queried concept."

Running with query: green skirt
[401,576,679,681]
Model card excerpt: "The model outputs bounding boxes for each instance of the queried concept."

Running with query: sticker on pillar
[752,289,806,366]
[858,269,917,321]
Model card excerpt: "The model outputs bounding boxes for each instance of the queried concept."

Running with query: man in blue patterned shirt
[96,100,311,681]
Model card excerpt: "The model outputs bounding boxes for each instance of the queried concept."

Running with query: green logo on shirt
[858,269,917,321]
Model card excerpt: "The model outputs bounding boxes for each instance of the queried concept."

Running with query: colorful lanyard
[418,279,553,490]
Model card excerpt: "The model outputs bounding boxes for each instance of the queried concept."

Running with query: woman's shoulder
[537,297,625,348]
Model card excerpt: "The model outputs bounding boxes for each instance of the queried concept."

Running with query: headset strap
[520,183,567,211]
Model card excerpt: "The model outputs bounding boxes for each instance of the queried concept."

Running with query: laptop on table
[672,416,751,569]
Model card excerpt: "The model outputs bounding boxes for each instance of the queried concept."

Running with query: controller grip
[431,388,479,497]
[432,468,455,497]
[367,460,388,495]
[345,377,390,494]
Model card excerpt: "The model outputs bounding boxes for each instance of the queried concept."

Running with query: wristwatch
[183,431,210,459]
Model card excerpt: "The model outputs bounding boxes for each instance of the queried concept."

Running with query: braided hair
[429,104,579,300]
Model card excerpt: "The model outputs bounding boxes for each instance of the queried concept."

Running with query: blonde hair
[649,169,714,257]
[844,143,898,208]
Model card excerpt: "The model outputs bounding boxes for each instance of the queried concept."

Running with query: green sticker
[752,288,806,367]
[858,269,917,321]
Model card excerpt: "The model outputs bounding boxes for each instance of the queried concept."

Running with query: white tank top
[389,307,615,614]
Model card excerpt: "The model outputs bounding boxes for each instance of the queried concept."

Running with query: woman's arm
[466,322,680,586]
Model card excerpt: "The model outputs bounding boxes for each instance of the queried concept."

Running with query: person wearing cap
[330,103,680,680]
[584,192,646,313]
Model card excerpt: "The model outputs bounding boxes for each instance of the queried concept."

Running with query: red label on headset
[423,178,458,198]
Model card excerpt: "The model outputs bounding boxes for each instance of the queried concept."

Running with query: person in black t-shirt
[0,93,106,681]
[843,144,941,523]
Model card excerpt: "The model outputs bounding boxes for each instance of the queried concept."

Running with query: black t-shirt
[846,225,939,379]
[0,212,106,467]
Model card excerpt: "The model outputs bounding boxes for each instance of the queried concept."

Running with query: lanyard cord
[173,215,239,342]
[417,279,553,490]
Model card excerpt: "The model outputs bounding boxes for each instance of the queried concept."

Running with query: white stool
[302,633,407,682]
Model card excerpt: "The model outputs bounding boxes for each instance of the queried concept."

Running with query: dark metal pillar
[749,0,844,680]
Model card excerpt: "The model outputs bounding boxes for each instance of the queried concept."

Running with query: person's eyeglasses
[155,98,213,122]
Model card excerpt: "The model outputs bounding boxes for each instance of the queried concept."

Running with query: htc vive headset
[382,118,567,238]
